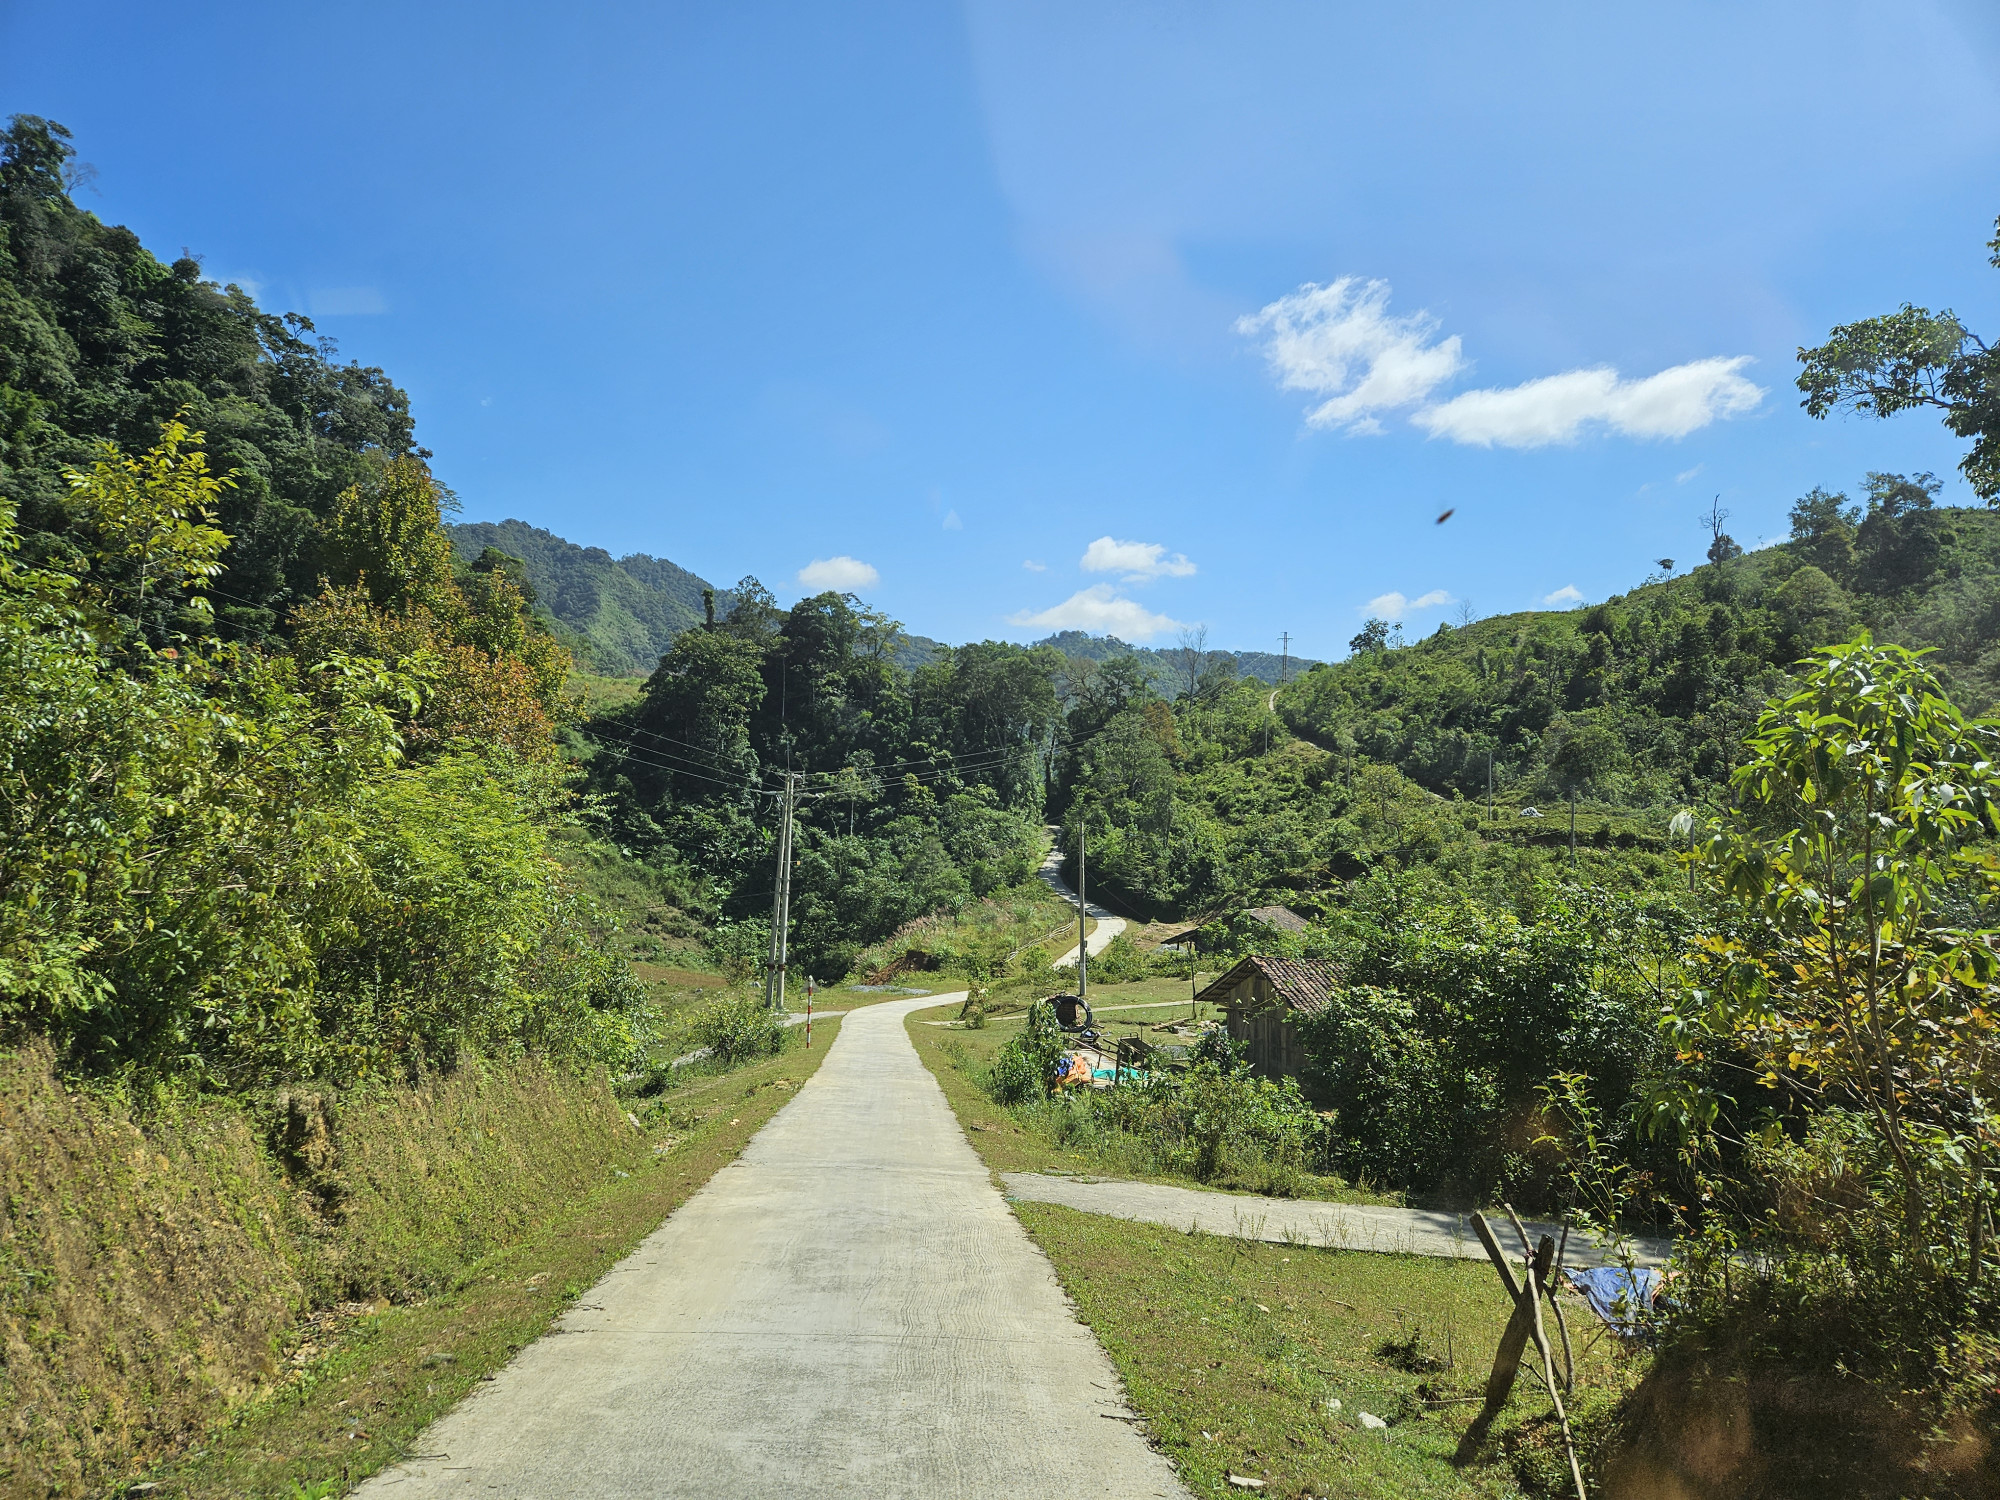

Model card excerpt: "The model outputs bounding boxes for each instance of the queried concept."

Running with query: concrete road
[1037,840,1126,968]
[358,995,1187,1500]
[1001,1172,1673,1268]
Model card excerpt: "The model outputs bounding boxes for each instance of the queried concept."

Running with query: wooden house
[1195,955,1339,1080]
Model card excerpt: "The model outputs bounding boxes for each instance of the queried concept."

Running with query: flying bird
[1436,508,1454,524]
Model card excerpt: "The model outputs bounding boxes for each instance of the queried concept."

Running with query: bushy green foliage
[586,581,1057,979]
[1297,878,1676,1204]
[1093,1054,1328,1190]
[688,993,789,1064]
[986,1000,1067,1104]
[1,117,419,645]
[0,419,642,1087]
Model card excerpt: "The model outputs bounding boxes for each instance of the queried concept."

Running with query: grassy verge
[1017,1201,1640,1500]
[142,1017,844,1500]
[906,999,1392,1204]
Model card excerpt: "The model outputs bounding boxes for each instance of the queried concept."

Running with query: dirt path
[358,996,1186,1499]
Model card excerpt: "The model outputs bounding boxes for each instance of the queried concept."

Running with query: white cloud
[1010,585,1181,641]
[1676,464,1705,484]
[1360,588,1452,621]
[797,555,880,591]
[942,509,964,531]
[307,286,387,316]
[1235,277,1464,433]
[1023,559,1047,571]
[1412,357,1765,448]
[1238,279,1764,447]
[1079,535,1197,579]
[1543,585,1585,606]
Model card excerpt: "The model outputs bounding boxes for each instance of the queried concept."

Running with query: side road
[1037,839,1125,967]
[999,1172,1673,1267]
[359,995,1186,1499]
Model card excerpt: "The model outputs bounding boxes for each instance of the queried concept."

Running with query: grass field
[143,1020,844,1500]
[1021,1202,1638,1500]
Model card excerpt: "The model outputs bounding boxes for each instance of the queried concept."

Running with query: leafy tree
[1669,639,2000,1250]
[1349,617,1393,654]
[1797,214,2000,501]
[1787,486,1859,578]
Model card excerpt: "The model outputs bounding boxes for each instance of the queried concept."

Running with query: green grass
[138,1018,843,1499]
[1017,1202,1641,1500]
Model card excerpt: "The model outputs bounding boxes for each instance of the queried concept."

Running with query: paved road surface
[1001,1172,1673,1267]
[358,995,1186,1500]
[1036,840,1126,967]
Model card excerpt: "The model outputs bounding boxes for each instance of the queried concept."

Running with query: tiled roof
[1245,904,1309,934]
[1195,955,1340,1016]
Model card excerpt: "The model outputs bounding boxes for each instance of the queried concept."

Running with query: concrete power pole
[1279,631,1290,685]
[1076,821,1088,1005]
[765,773,798,1012]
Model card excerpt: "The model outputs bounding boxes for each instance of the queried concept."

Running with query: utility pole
[1279,631,1291,685]
[1076,820,1088,1005]
[765,772,798,1012]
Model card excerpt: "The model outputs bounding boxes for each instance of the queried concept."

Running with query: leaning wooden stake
[1454,1212,1553,1462]
[1505,1208,1588,1500]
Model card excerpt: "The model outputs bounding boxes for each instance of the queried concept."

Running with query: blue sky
[8,1,2000,660]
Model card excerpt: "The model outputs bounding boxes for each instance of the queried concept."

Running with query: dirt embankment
[0,1042,645,1498]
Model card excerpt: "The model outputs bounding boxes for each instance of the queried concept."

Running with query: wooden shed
[1195,955,1338,1080]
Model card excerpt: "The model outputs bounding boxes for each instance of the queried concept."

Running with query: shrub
[1096,1054,1328,1190]
[690,993,788,1063]
[986,1000,1066,1104]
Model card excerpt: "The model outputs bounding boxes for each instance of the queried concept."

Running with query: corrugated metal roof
[1195,954,1340,1016]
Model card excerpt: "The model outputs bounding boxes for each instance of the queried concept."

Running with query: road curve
[1037,839,1127,968]
[357,995,1186,1500]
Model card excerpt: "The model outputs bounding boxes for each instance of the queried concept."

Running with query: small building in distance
[1195,955,1339,1080]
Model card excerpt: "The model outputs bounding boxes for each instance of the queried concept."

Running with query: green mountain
[447,520,717,675]
[1278,476,2000,809]
[1033,629,1319,686]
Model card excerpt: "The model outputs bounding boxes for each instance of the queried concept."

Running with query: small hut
[1195,955,1338,1080]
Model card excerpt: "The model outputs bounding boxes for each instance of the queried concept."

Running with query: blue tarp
[1564,1266,1661,1336]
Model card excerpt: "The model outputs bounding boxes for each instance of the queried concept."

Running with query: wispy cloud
[1413,358,1764,448]
[1238,279,1764,446]
[942,509,964,531]
[1011,585,1180,641]
[1079,536,1196,579]
[1361,588,1453,621]
[1676,464,1705,484]
[798,556,880,591]
[307,286,387,316]
[1022,559,1047,571]
[1543,584,1585,606]
[1234,278,1464,434]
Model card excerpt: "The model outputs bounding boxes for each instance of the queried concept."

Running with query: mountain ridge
[451,518,1322,682]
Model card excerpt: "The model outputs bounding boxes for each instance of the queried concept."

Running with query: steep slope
[448,519,716,674]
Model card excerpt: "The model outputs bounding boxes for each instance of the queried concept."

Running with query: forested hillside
[447,518,716,674]
[1282,477,2000,804]
[0,121,421,645]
